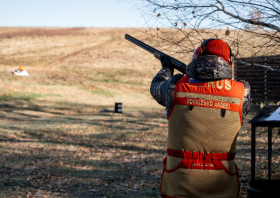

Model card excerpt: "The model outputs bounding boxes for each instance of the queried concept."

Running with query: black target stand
[114,103,122,115]
[247,105,280,198]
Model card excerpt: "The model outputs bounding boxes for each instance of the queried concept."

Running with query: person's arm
[240,80,251,119]
[150,56,183,116]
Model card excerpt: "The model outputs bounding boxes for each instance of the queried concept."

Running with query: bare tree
[136,0,280,63]
[245,9,263,30]
[132,0,280,104]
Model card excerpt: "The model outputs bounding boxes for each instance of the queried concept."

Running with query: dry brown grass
[0,27,162,89]
[0,27,85,39]
[0,27,279,198]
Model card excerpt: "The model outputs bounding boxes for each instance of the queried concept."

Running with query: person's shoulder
[233,79,250,88]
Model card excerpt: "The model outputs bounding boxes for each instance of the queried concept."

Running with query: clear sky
[0,0,148,28]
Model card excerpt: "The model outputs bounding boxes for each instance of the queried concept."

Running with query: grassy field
[0,27,279,198]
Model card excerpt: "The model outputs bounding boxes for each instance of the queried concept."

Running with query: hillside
[0,27,165,110]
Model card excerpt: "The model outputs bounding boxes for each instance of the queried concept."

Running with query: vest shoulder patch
[189,78,206,87]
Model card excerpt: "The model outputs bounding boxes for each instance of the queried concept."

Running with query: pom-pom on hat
[202,39,231,63]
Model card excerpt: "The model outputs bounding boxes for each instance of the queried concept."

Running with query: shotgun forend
[125,34,186,74]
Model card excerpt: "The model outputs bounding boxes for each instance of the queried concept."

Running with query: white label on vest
[207,80,232,90]
[225,80,232,90]
[192,162,214,167]
[186,98,231,109]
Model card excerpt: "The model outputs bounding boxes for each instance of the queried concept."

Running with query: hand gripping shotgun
[125,34,187,74]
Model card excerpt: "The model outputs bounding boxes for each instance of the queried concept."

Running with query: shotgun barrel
[125,34,186,74]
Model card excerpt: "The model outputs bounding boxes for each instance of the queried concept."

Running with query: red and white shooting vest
[161,76,245,198]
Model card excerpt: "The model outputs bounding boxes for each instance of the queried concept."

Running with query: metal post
[268,127,272,180]
[251,124,256,181]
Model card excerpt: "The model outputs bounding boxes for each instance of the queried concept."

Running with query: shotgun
[125,34,187,74]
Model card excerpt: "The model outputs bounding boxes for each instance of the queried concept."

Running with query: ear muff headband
[201,38,233,64]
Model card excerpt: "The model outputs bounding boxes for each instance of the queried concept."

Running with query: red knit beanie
[203,40,230,63]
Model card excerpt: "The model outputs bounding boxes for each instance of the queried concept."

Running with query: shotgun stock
[125,34,186,74]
